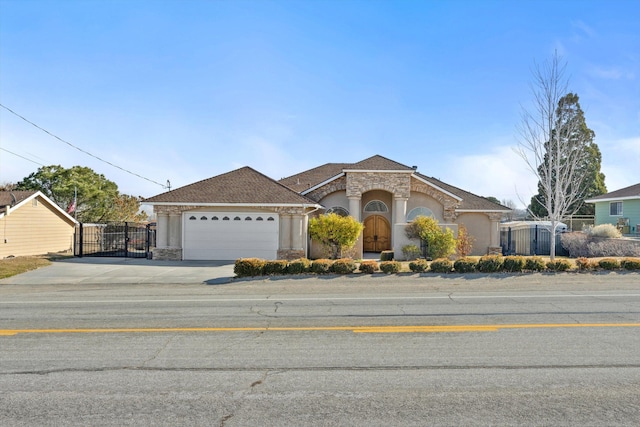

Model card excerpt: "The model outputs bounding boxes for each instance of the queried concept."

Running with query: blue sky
[1,0,638,209]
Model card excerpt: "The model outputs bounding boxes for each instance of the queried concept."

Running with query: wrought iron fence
[501,225,568,256]
[74,222,156,258]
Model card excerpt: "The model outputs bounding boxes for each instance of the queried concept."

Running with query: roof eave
[412,174,463,201]
[585,195,640,203]
[300,172,346,196]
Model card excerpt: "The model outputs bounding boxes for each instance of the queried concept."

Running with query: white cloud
[588,66,635,80]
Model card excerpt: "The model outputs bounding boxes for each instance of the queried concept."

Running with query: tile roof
[145,166,319,205]
[585,183,640,201]
[413,173,511,211]
[278,155,414,192]
[0,191,37,214]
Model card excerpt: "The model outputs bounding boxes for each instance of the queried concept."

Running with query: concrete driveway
[0,257,237,286]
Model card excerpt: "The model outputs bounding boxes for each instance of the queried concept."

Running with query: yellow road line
[2,323,640,336]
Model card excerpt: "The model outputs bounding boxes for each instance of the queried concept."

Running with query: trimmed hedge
[525,257,546,272]
[359,260,379,274]
[380,251,395,261]
[598,258,620,270]
[234,258,266,277]
[263,260,289,275]
[287,258,311,274]
[409,259,429,273]
[311,259,334,274]
[576,257,595,271]
[430,258,453,273]
[380,261,401,274]
[331,258,357,274]
[621,258,640,270]
[453,258,477,273]
[546,259,571,272]
[503,256,525,273]
[477,255,503,273]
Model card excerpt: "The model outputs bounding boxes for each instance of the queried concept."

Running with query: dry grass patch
[0,256,53,280]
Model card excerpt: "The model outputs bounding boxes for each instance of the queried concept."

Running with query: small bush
[598,258,620,270]
[331,258,357,274]
[234,258,266,277]
[359,260,379,274]
[503,256,525,273]
[453,258,477,273]
[379,261,401,274]
[287,258,311,274]
[621,258,640,270]
[587,224,622,238]
[546,259,572,272]
[311,259,334,274]
[476,255,503,273]
[263,260,289,275]
[380,250,395,261]
[525,257,546,272]
[409,259,429,273]
[430,258,453,273]
[402,244,421,261]
[575,257,595,271]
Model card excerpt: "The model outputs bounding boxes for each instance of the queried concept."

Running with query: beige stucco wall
[407,192,445,222]
[456,213,492,256]
[0,196,75,258]
[319,191,349,214]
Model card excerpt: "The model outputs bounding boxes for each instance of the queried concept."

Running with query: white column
[394,197,408,225]
[169,213,181,247]
[291,215,304,250]
[157,213,169,248]
[348,196,361,221]
[280,215,292,249]
[490,218,500,248]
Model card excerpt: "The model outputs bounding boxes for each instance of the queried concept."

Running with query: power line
[0,147,46,167]
[0,103,168,189]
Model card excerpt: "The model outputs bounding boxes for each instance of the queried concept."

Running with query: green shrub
[476,255,503,273]
[546,259,572,272]
[525,257,546,272]
[430,258,453,273]
[409,259,429,273]
[621,258,640,270]
[309,213,364,259]
[380,250,395,261]
[234,258,266,277]
[331,258,357,274]
[263,260,289,275]
[503,256,525,273]
[575,257,595,271]
[402,244,421,261]
[598,258,620,270]
[287,258,311,274]
[379,261,401,274]
[359,260,379,274]
[311,259,334,274]
[405,216,456,259]
[453,258,477,273]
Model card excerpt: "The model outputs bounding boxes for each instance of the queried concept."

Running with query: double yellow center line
[2,323,640,336]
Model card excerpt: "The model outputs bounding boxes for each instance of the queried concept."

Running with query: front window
[364,200,388,213]
[610,202,623,216]
[326,206,349,217]
[407,207,434,222]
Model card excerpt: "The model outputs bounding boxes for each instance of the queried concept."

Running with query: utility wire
[0,147,46,167]
[0,103,168,189]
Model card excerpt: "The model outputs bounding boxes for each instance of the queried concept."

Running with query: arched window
[326,206,349,217]
[364,200,388,213]
[407,207,434,222]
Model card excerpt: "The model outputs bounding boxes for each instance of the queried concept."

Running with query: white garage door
[183,212,279,260]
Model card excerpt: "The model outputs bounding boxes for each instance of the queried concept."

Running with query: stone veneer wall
[346,172,411,198]
[305,175,347,202]
[151,247,182,261]
[410,178,460,222]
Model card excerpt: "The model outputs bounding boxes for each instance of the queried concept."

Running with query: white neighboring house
[0,191,78,258]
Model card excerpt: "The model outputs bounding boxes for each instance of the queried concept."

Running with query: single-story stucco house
[585,183,640,235]
[145,155,510,261]
[0,190,78,258]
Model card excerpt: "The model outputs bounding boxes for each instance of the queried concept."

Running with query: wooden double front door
[363,215,391,252]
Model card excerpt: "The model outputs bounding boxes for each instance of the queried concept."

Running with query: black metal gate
[500,225,568,257]
[74,222,156,258]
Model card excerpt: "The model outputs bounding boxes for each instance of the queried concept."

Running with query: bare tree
[516,52,593,260]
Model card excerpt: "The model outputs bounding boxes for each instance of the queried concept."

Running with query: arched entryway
[363,215,391,252]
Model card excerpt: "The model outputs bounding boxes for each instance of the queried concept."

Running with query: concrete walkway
[0,257,237,286]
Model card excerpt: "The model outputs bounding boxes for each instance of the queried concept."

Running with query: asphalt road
[1,265,640,426]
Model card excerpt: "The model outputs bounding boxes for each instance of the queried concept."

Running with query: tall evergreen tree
[529,93,606,217]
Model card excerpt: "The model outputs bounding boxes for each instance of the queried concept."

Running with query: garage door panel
[183,212,279,260]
